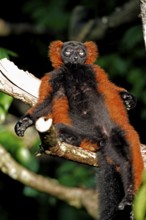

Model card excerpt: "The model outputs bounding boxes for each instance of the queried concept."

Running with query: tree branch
[69,0,140,41]
[0,145,97,219]
[0,58,98,167]
[0,19,48,36]
[38,128,97,167]
[140,0,146,48]
[0,58,40,105]
[0,58,146,168]
[0,58,146,219]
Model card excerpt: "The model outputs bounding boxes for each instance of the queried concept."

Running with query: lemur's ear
[84,41,98,64]
[49,41,64,69]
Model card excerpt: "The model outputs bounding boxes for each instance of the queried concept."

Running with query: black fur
[50,63,134,217]
[52,64,114,141]
[96,154,132,220]
[15,62,134,220]
[61,41,87,64]
[57,64,133,218]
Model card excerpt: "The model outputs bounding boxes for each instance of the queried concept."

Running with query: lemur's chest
[62,66,101,116]
[51,64,102,114]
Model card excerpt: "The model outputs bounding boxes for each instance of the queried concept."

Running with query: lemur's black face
[61,41,87,64]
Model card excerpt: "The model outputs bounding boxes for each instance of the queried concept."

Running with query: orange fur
[46,41,144,191]
[84,41,98,64]
[29,40,143,192]
[39,74,53,100]
[49,40,64,69]
[49,40,98,68]
[80,139,99,152]
[27,73,52,115]
[105,156,114,165]
[52,97,72,125]
[21,40,144,214]
[93,65,144,191]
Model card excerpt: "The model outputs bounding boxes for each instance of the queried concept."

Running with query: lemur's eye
[78,49,86,57]
[64,48,72,56]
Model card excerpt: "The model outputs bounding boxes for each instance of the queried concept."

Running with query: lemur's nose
[74,56,78,61]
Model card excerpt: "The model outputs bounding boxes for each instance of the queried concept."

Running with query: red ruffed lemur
[15,41,144,220]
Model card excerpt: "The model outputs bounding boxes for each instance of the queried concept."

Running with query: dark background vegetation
[0,0,146,219]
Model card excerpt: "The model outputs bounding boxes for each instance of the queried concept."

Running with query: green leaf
[23,0,69,31]
[0,48,17,59]
[142,170,146,183]
[121,26,143,50]
[0,128,39,171]
[134,171,146,220]
[134,183,146,220]
[98,54,130,78]
[0,93,13,123]
[23,186,40,197]
[56,161,95,187]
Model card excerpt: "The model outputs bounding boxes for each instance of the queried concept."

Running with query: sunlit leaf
[0,48,17,59]
[0,128,39,171]
[0,93,13,123]
[134,170,146,220]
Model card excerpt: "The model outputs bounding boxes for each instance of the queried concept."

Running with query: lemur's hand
[15,116,34,136]
[120,91,136,110]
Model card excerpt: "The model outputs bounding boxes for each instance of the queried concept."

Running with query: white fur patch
[35,117,52,133]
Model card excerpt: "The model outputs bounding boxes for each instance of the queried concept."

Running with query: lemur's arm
[15,73,53,136]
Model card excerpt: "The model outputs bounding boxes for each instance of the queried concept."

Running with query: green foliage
[59,203,91,220]
[0,48,17,59]
[121,26,144,51]
[0,127,39,171]
[23,186,41,197]
[22,1,146,120]
[134,170,146,220]
[98,54,131,77]
[23,0,70,31]
[0,93,13,123]
[0,93,39,171]
[56,161,95,188]
[98,25,146,118]
[0,1,146,219]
